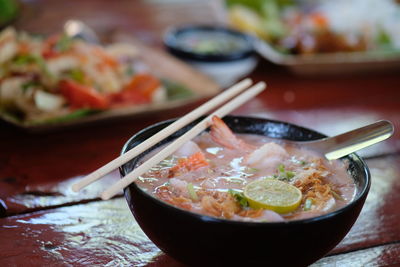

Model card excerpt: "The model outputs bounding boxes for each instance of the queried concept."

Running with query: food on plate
[136,116,356,222]
[172,28,250,56]
[227,0,400,54]
[0,27,193,123]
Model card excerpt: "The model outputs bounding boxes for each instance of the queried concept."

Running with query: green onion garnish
[228,189,248,208]
[278,164,285,173]
[275,164,296,181]
[331,190,344,201]
[286,171,295,179]
[187,183,198,201]
[246,167,259,173]
[304,198,313,211]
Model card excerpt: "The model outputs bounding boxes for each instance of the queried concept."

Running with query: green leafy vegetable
[125,65,135,77]
[377,29,391,46]
[30,109,97,125]
[0,108,23,123]
[226,0,293,11]
[226,0,291,41]
[67,69,85,83]
[21,80,40,92]
[187,183,199,201]
[228,189,248,208]
[13,54,54,79]
[162,79,194,101]
[260,0,287,39]
[54,34,73,52]
[14,54,39,65]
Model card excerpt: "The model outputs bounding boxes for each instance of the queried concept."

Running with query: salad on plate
[0,27,195,126]
[227,0,400,55]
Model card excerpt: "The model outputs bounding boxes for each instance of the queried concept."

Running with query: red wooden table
[1,1,400,266]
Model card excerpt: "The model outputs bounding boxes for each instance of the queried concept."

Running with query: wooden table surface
[1,0,400,266]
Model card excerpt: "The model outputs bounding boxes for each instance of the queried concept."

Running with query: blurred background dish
[164,25,258,87]
[0,26,219,131]
[224,0,400,75]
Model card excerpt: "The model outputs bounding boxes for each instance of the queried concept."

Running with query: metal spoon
[295,120,394,160]
[63,19,100,44]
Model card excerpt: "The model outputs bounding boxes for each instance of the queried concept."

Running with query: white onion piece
[34,90,66,111]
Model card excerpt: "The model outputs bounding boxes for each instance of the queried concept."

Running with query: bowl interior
[164,25,255,62]
[121,115,370,224]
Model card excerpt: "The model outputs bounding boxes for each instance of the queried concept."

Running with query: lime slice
[228,6,269,40]
[244,179,302,214]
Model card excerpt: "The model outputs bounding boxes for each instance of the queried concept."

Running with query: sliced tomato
[109,73,161,106]
[59,80,109,109]
[126,73,161,100]
[42,34,61,59]
[108,88,149,105]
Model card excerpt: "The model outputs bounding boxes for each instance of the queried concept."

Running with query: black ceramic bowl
[164,25,255,61]
[163,25,258,87]
[121,116,370,267]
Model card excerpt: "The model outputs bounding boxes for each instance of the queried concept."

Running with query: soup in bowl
[121,116,370,267]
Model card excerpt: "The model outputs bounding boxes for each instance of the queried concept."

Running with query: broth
[136,117,356,222]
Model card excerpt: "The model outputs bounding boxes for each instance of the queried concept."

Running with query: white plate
[254,33,400,76]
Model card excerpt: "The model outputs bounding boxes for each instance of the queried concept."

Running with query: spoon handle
[305,120,394,160]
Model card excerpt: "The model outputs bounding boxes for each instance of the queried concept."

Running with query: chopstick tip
[100,191,111,201]
[258,81,267,88]
[71,183,80,192]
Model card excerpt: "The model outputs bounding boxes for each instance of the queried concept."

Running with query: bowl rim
[121,115,371,226]
[163,24,256,62]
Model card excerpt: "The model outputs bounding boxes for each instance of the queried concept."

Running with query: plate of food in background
[224,0,400,75]
[0,27,219,131]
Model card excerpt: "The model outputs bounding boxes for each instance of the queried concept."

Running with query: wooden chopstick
[71,78,252,192]
[101,81,266,200]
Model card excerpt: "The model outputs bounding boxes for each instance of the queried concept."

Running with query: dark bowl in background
[164,25,255,62]
[163,25,258,87]
[121,116,371,267]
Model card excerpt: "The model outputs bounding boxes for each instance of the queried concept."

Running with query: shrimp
[209,116,254,152]
[237,209,285,222]
[175,140,201,158]
[245,142,289,171]
[200,191,240,219]
[292,163,336,216]
[169,178,188,195]
[210,116,289,171]
[169,151,209,177]
[155,185,192,210]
